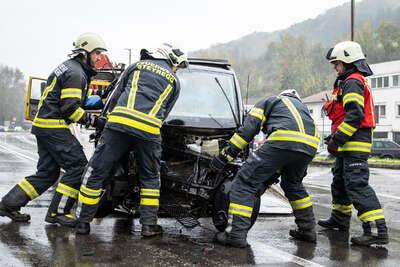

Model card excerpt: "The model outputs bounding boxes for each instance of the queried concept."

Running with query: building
[303,59,400,145]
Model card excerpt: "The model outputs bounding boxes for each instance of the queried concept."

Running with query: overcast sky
[0,0,351,78]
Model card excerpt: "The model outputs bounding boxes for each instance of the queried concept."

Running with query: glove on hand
[85,114,98,129]
[210,154,228,173]
[324,135,338,156]
[96,116,107,132]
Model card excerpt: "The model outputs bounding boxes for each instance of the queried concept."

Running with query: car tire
[212,179,261,232]
[94,192,113,218]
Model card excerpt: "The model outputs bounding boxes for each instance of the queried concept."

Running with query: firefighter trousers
[330,156,386,227]
[2,131,87,215]
[228,143,315,234]
[77,128,161,225]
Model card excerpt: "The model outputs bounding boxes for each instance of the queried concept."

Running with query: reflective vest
[323,72,375,133]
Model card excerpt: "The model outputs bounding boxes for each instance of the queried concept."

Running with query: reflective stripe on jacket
[223,95,319,160]
[324,71,375,157]
[31,58,95,135]
[104,59,180,143]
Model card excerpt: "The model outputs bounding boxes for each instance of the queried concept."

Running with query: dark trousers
[229,143,315,234]
[2,131,87,214]
[330,156,385,224]
[77,128,161,225]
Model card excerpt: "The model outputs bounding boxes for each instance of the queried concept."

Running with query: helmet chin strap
[86,52,92,68]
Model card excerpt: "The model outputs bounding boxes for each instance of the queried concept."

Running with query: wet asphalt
[0,132,399,267]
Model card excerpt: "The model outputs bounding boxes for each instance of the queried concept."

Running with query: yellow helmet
[326,41,365,64]
[72,32,107,54]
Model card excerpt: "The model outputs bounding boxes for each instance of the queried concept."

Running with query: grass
[313,155,400,165]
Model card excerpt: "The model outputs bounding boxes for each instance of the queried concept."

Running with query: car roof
[187,58,234,74]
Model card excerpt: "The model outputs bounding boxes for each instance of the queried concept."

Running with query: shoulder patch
[54,63,69,77]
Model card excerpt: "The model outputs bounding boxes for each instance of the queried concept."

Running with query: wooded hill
[190,0,400,100]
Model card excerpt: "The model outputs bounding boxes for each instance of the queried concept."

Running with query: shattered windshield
[166,68,238,128]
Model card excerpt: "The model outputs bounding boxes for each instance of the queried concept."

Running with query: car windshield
[166,68,238,128]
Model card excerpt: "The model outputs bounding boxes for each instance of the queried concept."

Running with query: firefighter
[0,33,107,226]
[211,89,320,247]
[75,43,188,236]
[319,41,389,246]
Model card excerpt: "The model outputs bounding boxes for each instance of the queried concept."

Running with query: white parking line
[251,240,325,267]
[304,182,400,201]
[0,143,37,162]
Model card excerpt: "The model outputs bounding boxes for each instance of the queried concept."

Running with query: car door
[25,77,47,121]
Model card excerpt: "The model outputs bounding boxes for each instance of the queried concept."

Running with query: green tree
[0,65,26,126]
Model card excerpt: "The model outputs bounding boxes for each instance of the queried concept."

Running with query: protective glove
[95,116,107,132]
[210,154,228,173]
[324,135,338,156]
[85,114,98,129]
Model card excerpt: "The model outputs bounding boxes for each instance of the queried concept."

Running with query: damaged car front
[93,59,263,231]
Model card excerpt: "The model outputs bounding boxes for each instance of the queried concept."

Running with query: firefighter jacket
[31,58,96,135]
[323,68,376,158]
[221,95,319,161]
[104,59,180,143]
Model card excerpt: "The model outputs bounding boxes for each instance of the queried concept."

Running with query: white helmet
[72,32,107,54]
[157,43,188,68]
[326,41,365,64]
[279,89,301,101]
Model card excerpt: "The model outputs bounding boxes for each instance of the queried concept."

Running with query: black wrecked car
[88,59,275,230]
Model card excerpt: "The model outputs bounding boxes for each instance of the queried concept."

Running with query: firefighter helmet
[157,43,188,68]
[279,89,301,100]
[72,32,107,54]
[326,41,365,64]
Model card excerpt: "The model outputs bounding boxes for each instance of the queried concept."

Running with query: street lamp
[124,48,132,65]
[351,0,355,41]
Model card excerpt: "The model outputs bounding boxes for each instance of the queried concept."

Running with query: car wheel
[94,191,113,218]
[212,179,260,232]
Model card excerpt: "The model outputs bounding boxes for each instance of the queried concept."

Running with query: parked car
[371,140,400,159]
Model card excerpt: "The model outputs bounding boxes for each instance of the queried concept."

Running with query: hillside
[190,0,400,99]
[190,0,400,62]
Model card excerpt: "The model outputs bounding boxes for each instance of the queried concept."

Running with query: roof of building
[302,90,332,104]
[369,60,400,76]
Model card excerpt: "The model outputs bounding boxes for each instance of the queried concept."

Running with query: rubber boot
[289,228,317,243]
[0,185,31,222]
[351,220,389,246]
[45,212,77,227]
[141,224,163,237]
[318,210,350,231]
[76,222,91,235]
[214,231,249,248]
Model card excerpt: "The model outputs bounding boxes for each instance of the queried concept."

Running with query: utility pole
[351,0,355,41]
[124,48,132,65]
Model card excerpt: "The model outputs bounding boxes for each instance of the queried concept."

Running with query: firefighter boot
[318,211,350,231]
[45,212,77,227]
[76,222,91,235]
[0,185,31,222]
[214,231,249,248]
[289,228,317,243]
[141,224,163,237]
[351,220,389,246]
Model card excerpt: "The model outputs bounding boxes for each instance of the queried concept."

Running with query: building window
[397,104,400,117]
[393,75,399,87]
[309,109,313,114]
[383,76,389,87]
[371,78,376,88]
[374,132,388,139]
[377,77,382,88]
[375,105,386,118]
